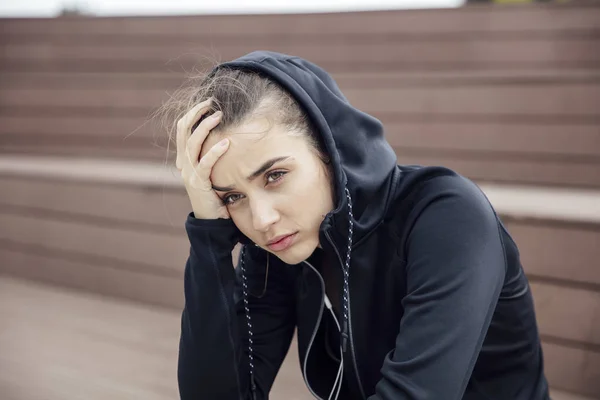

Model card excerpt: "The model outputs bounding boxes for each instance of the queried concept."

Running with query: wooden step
[1,276,596,400]
[0,275,312,400]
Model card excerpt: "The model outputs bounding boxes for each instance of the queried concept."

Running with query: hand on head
[176,99,231,220]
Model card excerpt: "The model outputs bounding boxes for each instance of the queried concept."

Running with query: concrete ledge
[2,155,599,224]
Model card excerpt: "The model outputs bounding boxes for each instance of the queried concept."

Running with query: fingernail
[220,138,229,147]
[212,111,223,119]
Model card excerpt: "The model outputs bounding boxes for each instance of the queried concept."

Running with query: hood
[218,51,399,244]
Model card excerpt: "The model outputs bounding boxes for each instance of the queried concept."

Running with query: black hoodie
[177,51,550,399]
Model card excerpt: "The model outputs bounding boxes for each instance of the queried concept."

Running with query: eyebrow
[212,156,290,192]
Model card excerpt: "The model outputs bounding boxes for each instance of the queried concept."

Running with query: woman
[168,51,550,399]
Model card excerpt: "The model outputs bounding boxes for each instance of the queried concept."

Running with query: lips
[266,232,298,252]
[267,234,293,245]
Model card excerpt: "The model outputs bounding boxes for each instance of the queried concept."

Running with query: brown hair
[157,65,330,165]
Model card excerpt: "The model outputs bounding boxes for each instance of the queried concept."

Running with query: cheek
[229,209,252,235]
[231,214,262,245]
[286,169,333,216]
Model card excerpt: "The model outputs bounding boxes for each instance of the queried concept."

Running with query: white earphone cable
[324,295,344,400]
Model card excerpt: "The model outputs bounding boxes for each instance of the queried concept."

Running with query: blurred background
[0,0,599,399]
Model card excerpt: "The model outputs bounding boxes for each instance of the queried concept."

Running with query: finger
[176,99,212,170]
[176,100,212,170]
[186,111,223,167]
[190,138,230,189]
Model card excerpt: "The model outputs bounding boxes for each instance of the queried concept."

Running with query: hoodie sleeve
[370,176,506,400]
[177,213,296,400]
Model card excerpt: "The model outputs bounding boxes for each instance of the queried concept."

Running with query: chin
[271,240,317,266]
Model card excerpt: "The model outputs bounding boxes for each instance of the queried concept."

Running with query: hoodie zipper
[325,231,367,400]
[302,260,326,400]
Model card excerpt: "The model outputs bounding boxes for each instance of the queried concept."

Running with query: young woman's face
[201,117,335,265]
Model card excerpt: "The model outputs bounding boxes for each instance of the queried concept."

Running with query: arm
[177,214,296,400]
[370,177,506,400]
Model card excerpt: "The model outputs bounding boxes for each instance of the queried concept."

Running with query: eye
[222,193,243,205]
[266,170,287,185]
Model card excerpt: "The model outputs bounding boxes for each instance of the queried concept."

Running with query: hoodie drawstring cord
[341,187,354,353]
[239,246,258,400]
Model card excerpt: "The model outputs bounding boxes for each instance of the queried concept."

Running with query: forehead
[201,117,273,156]
[203,118,311,182]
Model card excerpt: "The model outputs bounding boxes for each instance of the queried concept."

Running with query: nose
[250,197,280,232]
